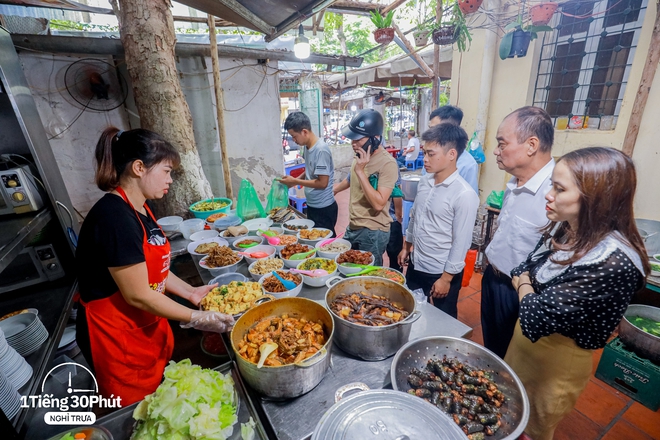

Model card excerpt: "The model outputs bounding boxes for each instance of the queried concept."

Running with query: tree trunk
[115,0,213,217]
[337,22,348,56]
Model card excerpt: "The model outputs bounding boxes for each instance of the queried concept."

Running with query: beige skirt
[504,322,592,440]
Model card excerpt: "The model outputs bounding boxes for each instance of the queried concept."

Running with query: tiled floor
[332,188,660,439]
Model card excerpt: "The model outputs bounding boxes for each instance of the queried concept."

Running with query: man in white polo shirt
[481,106,555,358]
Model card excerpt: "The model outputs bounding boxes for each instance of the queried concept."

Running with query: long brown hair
[94,127,180,191]
[542,147,649,274]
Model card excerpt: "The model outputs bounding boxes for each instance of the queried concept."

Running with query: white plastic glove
[181,311,235,333]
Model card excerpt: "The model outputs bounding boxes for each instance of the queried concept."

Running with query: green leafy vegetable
[131,359,237,440]
[630,315,660,337]
[241,417,257,440]
[58,434,75,440]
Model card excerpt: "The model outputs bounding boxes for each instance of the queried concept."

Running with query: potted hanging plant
[411,0,431,47]
[458,0,484,15]
[499,14,552,59]
[433,3,472,52]
[370,10,396,45]
[529,2,559,26]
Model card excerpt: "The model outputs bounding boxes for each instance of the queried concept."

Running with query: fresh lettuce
[241,417,256,440]
[131,359,238,440]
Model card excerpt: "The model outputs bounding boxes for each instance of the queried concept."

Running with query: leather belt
[490,265,511,281]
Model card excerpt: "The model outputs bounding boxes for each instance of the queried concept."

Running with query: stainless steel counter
[197,260,473,440]
[0,208,52,273]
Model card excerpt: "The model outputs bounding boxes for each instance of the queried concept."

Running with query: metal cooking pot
[325,277,421,361]
[400,174,422,201]
[311,383,467,440]
[230,297,334,399]
[391,336,530,440]
[618,304,660,364]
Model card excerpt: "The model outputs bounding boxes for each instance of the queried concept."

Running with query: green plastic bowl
[189,197,232,219]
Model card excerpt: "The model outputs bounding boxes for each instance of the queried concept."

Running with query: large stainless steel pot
[230,297,334,399]
[391,336,530,440]
[618,304,660,364]
[401,174,422,201]
[325,277,421,361]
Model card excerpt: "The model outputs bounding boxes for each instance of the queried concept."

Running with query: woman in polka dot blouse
[504,147,649,440]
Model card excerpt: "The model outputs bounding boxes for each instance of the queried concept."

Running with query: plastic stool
[288,186,307,213]
[402,200,414,234]
[415,152,424,168]
[405,160,417,171]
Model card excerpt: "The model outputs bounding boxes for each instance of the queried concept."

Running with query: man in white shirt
[481,106,555,358]
[398,123,479,318]
[429,106,479,194]
[397,130,421,168]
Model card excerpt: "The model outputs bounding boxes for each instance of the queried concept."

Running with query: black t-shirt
[76,193,167,302]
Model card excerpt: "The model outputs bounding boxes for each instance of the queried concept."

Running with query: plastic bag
[266,179,289,212]
[237,179,266,220]
[411,288,428,305]
[468,131,486,164]
[486,190,504,209]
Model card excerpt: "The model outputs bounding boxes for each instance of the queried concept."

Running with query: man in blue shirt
[429,106,479,194]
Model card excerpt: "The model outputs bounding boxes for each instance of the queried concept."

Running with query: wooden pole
[430,0,443,108]
[381,0,408,15]
[393,24,435,79]
[207,14,234,200]
[622,5,660,157]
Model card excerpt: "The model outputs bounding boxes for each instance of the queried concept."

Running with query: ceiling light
[294,24,310,59]
[350,105,357,112]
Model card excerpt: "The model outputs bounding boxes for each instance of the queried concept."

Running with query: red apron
[80,187,174,405]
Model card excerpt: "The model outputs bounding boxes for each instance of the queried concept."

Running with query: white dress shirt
[457,151,479,194]
[405,137,420,160]
[406,170,479,274]
[485,159,555,276]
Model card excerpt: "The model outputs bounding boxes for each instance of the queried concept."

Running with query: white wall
[18,52,283,216]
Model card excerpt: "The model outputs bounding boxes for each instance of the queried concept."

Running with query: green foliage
[49,19,118,32]
[447,4,471,52]
[499,14,553,60]
[369,10,395,29]
[324,12,344,32]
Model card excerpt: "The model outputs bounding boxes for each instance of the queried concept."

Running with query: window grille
[532,0,647,130]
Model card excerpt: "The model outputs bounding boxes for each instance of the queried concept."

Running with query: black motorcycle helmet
[341,109,384,151]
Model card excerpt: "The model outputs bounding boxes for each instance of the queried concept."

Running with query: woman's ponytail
[95,127,122,191]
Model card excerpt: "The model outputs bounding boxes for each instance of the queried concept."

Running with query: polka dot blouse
[511,235,644,350]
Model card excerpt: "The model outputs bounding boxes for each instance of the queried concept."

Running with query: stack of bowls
[0,327,33,391]
[157,216,183,233]
[213,211,243,232]
[0,367,21,420]
[180,218,205,240]
[0,312,49,356]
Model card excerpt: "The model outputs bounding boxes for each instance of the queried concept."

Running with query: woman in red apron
[76,127,233,405]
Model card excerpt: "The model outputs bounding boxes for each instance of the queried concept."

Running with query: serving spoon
[318,232,345,248]
[257,342,278,368]
[271,271,297,290]
[237,251,270,259]
[289,248,316,260]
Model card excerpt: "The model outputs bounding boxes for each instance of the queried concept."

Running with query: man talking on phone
[333,109,398,265]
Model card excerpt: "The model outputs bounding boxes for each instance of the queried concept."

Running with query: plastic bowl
[208,272,247,286]
[258,271,303,298]
[279,247,316,268]
[189,197,232,219]
[317,239,352,260]
[248,258,285,281]
[297,228,334,246]
[241,245,277,265]
[282,219,315,235]
[157,215,183,232]
[231,235,265,250]
[199,254,243,276]
[189,229,219,242]
[257,227,284,239]
[241,218,274,235]
[219,229,250,246]
[336,252,376,275]
[180,218,205,240]
[295,258,338,287]
[270,234,299,253]
[650,260,660,277]
[213,211,243,231]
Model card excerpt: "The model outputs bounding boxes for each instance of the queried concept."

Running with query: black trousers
[406,259,463,319]
[480,264,519,359]
[306,201,338,237]
[386,220,403,272]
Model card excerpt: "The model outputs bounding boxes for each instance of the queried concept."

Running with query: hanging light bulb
[294,24,310,59]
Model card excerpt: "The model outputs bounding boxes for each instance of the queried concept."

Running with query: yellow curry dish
[200,281,266,315]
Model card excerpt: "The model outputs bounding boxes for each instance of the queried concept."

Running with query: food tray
[94,361,268,440]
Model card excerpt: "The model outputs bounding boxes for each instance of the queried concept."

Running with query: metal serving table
[197,260,473,440]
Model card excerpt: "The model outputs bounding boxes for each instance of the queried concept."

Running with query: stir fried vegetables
[364,268,406,285]
[191,199,229,212]
[330,292,408,326]
[200,281,265,315]
[131,360,237,440]
[629,315,660,337]
[237,315,326,366]
[298,258,336,273]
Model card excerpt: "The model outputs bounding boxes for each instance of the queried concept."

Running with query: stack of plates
[0,367,21,420]
[0,312,48,357]
[0,327,33,391]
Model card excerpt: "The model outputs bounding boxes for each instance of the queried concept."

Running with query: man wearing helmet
[333,109,399,265]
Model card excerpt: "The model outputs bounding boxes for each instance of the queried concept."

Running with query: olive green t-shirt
[348,149,399,232]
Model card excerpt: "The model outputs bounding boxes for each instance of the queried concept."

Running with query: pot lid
[311,389,466,440]
[401,174,421,181]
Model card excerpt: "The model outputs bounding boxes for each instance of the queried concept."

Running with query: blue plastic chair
[415,152,424,169]
[405,160,417,170]
[288,186,307,213]
[402,200,414,234]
